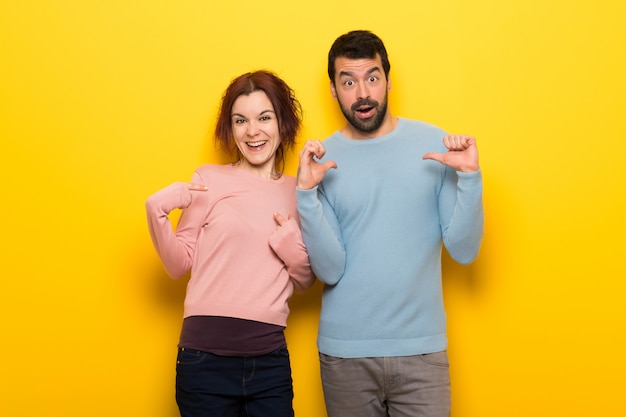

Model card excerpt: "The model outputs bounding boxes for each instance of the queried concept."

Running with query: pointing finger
[274,212,286,226]
[188,183,208,191]
[422,152,443,163]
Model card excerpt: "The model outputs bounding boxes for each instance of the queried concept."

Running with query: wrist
[458,162,479,173]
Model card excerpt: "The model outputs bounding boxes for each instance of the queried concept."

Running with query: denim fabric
[319,352,451,417]
[175,348,294,417]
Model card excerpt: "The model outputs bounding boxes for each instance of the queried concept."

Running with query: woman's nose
[247,121,260,136]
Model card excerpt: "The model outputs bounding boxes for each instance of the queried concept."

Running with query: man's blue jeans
[175,347,294,417]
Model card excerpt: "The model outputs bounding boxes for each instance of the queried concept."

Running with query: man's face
[331,55,391,136]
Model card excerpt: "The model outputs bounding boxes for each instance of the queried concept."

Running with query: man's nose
[356,83,370,100]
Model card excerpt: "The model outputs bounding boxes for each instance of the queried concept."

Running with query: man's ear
[330,81,337,99]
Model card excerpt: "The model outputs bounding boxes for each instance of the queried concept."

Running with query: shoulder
[321,130,344,147]
[280,173,296,184]
[396,118,449,151]
[275,174,296,191]
[195,163,227,174]
[399,118,447,137]
[193,164,232,181]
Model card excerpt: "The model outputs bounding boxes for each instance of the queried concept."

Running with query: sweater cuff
[457,169,482,184]
[296,186,319,208]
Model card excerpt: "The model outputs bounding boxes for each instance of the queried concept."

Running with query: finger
[444,135,460,149]
[314,141,327,159]
[300,140,317,159]
[188,183,208,191]
[444,135,470,151]
[306,140,326,159]
[323,160,338,171]
[422,152,443,163]
[443,135,454,150]
[274,212,286,226]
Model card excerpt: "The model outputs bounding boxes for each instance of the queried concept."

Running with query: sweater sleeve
[439,168,484,264]
[296,186,346,285]
[145,173,208,278]
[268,217,316,293]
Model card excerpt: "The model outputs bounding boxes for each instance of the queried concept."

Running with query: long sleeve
[145,175,208,279]
[296,186,346,285]
[268,217,316,293]
[438,169,484,264]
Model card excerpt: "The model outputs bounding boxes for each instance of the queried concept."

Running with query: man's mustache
[351,99,379,111]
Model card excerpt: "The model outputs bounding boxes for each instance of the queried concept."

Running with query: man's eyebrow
[338,66,382,78]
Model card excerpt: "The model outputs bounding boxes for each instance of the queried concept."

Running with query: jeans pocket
[418,351,449,368]
[271,348,290,359]
[319,352,347,366]
[176,348,208,365]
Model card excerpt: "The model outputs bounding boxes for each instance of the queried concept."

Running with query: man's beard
[339,93,388,133]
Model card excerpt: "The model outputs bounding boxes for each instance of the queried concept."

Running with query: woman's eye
[234,118,246,125]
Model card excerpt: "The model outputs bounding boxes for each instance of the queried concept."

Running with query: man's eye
[369,76,378,82]
[344,80,354,87]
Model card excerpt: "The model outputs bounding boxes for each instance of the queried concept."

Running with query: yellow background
[2,1,625,416]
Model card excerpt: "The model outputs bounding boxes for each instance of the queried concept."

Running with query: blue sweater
[297,118,484,358]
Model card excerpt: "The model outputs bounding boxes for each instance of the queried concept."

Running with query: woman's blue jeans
[175,347,294,417]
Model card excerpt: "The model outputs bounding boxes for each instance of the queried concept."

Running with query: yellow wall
[2,1,625,416]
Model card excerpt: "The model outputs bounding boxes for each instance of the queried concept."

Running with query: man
[296,30,484,417]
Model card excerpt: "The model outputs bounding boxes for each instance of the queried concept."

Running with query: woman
[145,70,315,417]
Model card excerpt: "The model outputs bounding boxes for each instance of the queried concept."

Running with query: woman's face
[231,90,281,178]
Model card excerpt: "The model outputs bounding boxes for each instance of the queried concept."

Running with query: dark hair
[214,70,302,175]
[327,30,391,82]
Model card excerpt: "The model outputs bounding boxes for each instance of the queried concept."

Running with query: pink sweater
[146,164,315,327]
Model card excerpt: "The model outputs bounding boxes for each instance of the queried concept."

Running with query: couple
[146,30,484,417]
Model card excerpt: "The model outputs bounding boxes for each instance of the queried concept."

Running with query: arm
[145,178,208,278]
[439,169,484,264]
[297,187,346,285]
[269,214,316,293]
[424,135,484,263]
[296,140,345,284]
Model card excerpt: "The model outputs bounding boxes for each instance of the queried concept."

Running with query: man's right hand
[296,140,337,190]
